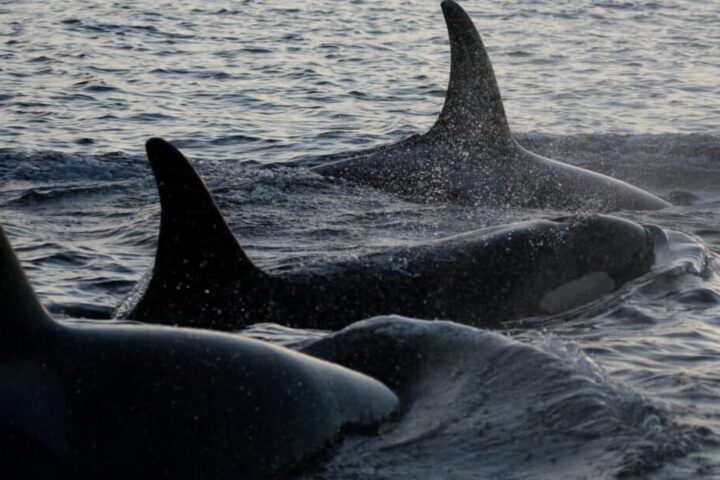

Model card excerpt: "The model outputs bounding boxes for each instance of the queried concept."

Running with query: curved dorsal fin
[146,138,257,276]
[0,223,54,338]
[128,138,263,322]
[429,0,512,147]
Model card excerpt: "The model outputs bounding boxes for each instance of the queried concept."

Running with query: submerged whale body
[311,0,670,212]
[301,316,457,400]
[119,138,655,331]
[301,316,514,402]
[0,224,397,478]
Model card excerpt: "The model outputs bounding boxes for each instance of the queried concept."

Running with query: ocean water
[2,0,720,477]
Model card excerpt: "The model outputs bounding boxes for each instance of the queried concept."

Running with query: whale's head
[521,215,655,315]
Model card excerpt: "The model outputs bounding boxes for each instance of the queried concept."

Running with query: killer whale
[0,224,397,478]
[311,0,670,212]
[119,138,655,331]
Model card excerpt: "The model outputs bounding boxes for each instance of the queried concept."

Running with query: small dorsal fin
[429,0,512,147]
[127,138,263,323]
[0,223,54,337]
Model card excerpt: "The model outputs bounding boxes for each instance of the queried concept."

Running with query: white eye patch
[540,272,616,314]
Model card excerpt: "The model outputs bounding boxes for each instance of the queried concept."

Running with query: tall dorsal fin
[146,138,258,276]
[429,0,512,147]
[128,138,264,322]
[0,223,54,338]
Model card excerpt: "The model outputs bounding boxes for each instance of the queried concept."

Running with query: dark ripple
[150,68,191,75]
[127,112,175,122]
[675,288,720,306]
[196,71,232,80]
[47,302,114,320]
[82,84,120,93]
[7,183,130,207]
[28,55,53,63]
[39,251,92,267]
[210,135,277,146]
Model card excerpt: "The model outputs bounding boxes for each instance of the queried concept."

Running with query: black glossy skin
[268,216,654,329]
[0,225,397,479]
[311,0,670,212]
[121,139,655,332]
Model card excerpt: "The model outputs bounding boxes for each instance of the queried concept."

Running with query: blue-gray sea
[2,0,720,477]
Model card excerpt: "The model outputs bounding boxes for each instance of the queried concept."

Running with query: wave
[0,149,142,183]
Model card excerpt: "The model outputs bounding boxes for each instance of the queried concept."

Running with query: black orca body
[0,224,398,479]
[119,139,655,331]
[311,0,670,212]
